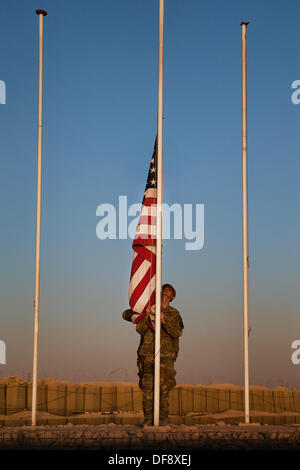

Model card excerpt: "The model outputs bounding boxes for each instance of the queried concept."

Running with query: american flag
[128,139,158,321]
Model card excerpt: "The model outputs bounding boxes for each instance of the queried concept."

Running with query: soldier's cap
[162,283,176,301]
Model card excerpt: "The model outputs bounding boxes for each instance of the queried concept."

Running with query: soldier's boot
[142,416,153,426]
[160,418,169,426]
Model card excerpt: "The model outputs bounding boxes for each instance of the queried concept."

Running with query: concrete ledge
[0,424,300,450]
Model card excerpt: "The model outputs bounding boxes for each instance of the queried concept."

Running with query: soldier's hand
[145,305,151,318]
[161,312,165,323]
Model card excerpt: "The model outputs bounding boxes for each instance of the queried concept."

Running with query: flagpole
[154,0,164,427]
[241,21,250,425]
[32,8,47,427]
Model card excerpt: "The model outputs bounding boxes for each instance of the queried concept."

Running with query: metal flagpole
[154,0,164,427]
[32,8,47,427]
[241,21,250,425]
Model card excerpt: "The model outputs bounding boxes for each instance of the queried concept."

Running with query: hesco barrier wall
[0,378,299,416]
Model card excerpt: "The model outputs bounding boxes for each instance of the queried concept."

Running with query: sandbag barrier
[0,381,299,416]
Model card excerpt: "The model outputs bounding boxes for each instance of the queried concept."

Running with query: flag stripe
[132,245,156,263]
[130,264,155,310]
[129,139,157,315]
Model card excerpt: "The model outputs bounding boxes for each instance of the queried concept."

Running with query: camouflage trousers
[137,356,176,419]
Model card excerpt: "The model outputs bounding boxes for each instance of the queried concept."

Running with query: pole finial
[36,9,48,16]
[240,21,250,26]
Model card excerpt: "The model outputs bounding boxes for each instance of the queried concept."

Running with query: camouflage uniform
[122,305,184,421]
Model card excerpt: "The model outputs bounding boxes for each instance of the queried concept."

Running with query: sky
[0,0,299,387]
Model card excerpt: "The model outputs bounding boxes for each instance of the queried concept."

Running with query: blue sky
[0,0,299,387]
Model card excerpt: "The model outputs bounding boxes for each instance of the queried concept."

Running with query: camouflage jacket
[122,305,184,361]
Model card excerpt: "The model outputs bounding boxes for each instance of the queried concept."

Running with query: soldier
[122,283,184,426]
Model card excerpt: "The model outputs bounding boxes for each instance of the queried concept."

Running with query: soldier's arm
[122,309,133,322]
[122,308,149,334]
[162,311,184,338]
[135,315,149,335]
